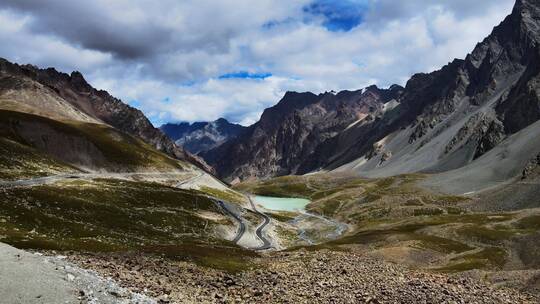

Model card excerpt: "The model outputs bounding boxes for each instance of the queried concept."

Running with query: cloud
[0,0,516,126]
[0,10,112,71]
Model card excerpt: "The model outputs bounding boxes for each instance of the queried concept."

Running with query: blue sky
[304,0,368,31]
[0,0,515,126]
[219,71,273,80]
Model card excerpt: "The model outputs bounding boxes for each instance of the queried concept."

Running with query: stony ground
[65,248,538,304]
[0,242,154,304]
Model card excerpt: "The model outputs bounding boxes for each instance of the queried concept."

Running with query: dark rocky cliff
[202,86,403,181]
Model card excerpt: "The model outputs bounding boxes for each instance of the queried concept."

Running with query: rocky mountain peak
[160,118,247,155]
[274,91,320,109]
[389,84,405,91]
[214,117,229,125]
[69,71,92,93]
[201,83,407,180]
[364,84,380,92]
[517,0,540,23]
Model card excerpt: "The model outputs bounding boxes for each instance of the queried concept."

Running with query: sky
[0,0,515,126]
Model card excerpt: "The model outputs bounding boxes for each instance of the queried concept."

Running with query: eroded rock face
[0,59,213,173]
[202,86,403,181]
[522,153,540,179]
[474,120,506,159]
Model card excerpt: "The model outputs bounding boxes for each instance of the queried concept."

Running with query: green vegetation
[199,186,246,204]
[457,225,518,243]
[415,234,472,254]
[446,207,463,215]
[316,199,343,216]
[436,247,507,272]
[275,226,301,244]
[0,110,185,173]
[332,220,472,254]
[237,173,530,275]
[0,179,226,251]
[235,176,313,198]
[514,215,540,230]
[0,178,259,271]
[404,199,424,206]
[142,243,257,273]
[375,177,395,189]
[413,208,444,216]
[0,137,79,180]
[269,211,297,222]
[72,122,184,169]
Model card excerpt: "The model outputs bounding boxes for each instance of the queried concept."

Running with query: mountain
[203,0,540,190]
[0,58,214,174]
[201,85,403,181]
[160,118,247,154]
[330,0,540,195]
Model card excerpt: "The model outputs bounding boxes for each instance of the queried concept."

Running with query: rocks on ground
[65,249,538,304]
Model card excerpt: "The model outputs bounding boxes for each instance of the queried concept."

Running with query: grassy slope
[0,137,80,180]
[235,173,540,272]
[0,178,255,271]
[0,110,186,178]
[0,107,256,271]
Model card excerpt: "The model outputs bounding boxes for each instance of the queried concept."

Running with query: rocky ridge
[160,118,246,155]
[202,85,403,181]
[0,58,213,173]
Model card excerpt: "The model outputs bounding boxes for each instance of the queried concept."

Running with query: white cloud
[0,11,112,71]
[0,0,516,126]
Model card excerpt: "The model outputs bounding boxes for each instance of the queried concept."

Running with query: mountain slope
[0,109,185,176]
[330,0,540,186]
[204,0,540,190]
[0,59,213,173]
[160,118,246,154]
[202,86,403,181]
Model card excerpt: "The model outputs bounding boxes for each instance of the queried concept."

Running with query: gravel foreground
[64,249,538,304]
[0,242,155,304]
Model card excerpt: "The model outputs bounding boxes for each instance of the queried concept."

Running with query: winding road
[247,196,273,250]
[0,174,79,188]
[175,172,204,188]
[0,172,202,189]
[216,200,246,244]
[215,196,273,250]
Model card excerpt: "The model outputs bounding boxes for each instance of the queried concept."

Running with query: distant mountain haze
[160,118,247,155]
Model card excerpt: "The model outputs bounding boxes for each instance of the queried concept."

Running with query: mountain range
[171,0,540,197]
[2,0,540,301]
[160,118,246,155]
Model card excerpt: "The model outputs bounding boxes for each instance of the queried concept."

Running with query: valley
[1,0,540,303]
[2,169,539,302]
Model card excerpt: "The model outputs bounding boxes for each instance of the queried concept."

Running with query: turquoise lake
[252,196,310,212]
